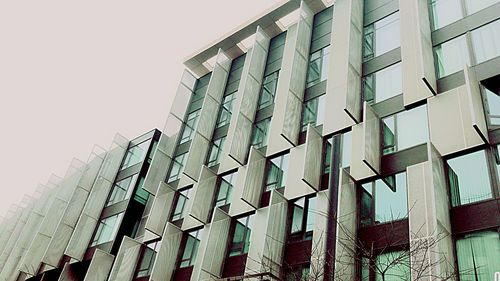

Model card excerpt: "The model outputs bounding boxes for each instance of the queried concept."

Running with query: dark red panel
[284,240,312,266]
[450,198,500,235]
[358,219,409,251]
[221,254,247,278]
[173,266,193,281]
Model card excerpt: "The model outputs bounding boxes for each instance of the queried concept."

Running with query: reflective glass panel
[456,230,500,281]
[265,154,289,191]
[429,0,463,30]
[91,213,123,246]
[258,71,279,109]
[180,110,201,144]
[434,35,471,78]
[215,172,236,207]
[179,229,203,268]
[363,63,402,104]
[484,87,500,125]
[447,150,492,206]
[120,140,150,170]
[167,153,187,183]
[207,136,226,167]
[363,12,400,61]
[301,95,326,131]
[106,174,138,206]
[375,251,411,281]
[251,118,271,149]
[465,0,500,14]
[471,19,500,64]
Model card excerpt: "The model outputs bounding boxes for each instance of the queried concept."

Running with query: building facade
[1,0,500,280]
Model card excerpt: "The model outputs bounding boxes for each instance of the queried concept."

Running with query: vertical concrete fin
[241,147,267,209]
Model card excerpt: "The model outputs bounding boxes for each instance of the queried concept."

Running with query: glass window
[375,251,411,281]
[429,0,463,30]
[258,71,280,109]
[133,175,149,205]
[447,150,492,206]
[264,154,289,191]
[106,174,138,206]
[167,153,187,183]
[90,213,123,247]
[465,0,500,15]
[361,172,408,226]
[179,229,203,268]
[229,215,254,257]
[434,35,471,78]
[456,230,500,281]
[471,19,500,64]
[301,95,326,132]
[171,188,191,221]
[382,105,429,155]
[180,110,201,145]
[120,140,150,170]
[206,136,226,167]
[191,73,211,103]
[251,118,271,149]
[341,131,352,168]
[484,87,500,126]
[323,137,333,174]
[290,197,316,239]
[363,12,400,62]
[216,94,237,128]
[306,46,330,88]
[134,240,161,278]
[215,172,236,208]
[363,63,402,104]
[495,145,500,183]
[146,140,158,163]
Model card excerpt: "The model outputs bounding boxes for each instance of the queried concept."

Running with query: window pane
[172,189,191,221]
[447,150,492,206]
[396,105,429,151]
[251,118,271,149]
[120,140,150,170]
[429,0,463,30]
[484,88,500,125]
[456,230,500,281]
[215,172,236,207]
[180,110,201,144]
[216,94,236,128]
[291,198,305,233]
[305,197,316,233]
[167,153,187,183]
[374,12,400,57]
[265,154,289,191]
[364,63,402,104]
[375,173,407,223]
[434,35,470,78]
[471,19,500,64]
[207,136,225,167]
[258,72,279,109]
[301,95,325,131]
[91,213,123,246]
[465,0,500,15]
[107,174,138,206]
[375,251,411,281]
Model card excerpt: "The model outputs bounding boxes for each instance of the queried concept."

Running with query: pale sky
[0,0,282,217]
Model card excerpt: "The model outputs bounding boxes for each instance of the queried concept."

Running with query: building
[1,0,499,280]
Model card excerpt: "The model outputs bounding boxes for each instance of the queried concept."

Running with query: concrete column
[188,166,218,224]
[142,133,171,195]
[284,125,322,200]
[221,26,270,169]
[245,190,287,278]
[267,1,314,156]
[179,49,231,187]
[149,223,182,281]
[323,0,364,136]
[400,0,436,106]
[241,147,266,209]
[191,208,231,281]
[350,102,381,181]
[144,182,176,237]
[310,190,329,279]
[65,134,129,261]
[82,249,114,281]
[333,169,357,280]
[406,143,455,280]
[428,66,489,156]
[107,237,142,281]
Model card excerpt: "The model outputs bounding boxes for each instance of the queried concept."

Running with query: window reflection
[171,188,191,221]
[179,229,203,268]
[455,230,500,280]
[363,63,402,104]
[484,87,500,126]
[429,0,463,30]
[206,136,226,167]
[306,46,330,88]
[167,153,187,183]
[215,172,236,208]
[363,12,400,62]
[229,215,254,256]
[382,105,429,155]
[447,150,492,206]
[301,95,326,132]
[91,213,123,247]
[265,154,289,191]
[120,140,150,170]
[434,35,470,78]
[471,19,500,64]
[251,118,271,149]
[361,172,408,226]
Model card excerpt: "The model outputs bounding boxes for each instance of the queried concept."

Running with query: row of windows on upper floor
[173,9,500,171]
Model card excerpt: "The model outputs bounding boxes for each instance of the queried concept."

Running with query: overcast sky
[0,0,281,217]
